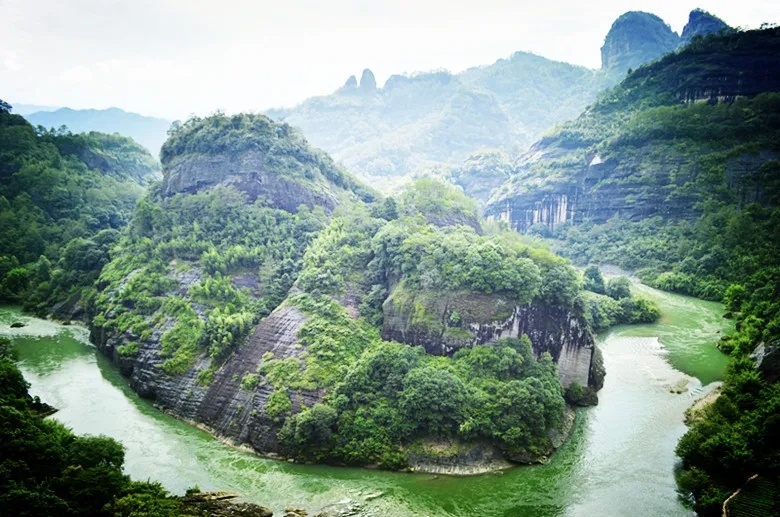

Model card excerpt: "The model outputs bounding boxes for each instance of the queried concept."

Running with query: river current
[0,285,729,516]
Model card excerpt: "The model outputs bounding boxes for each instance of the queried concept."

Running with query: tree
[583,265,606,294]
[606,276,632,300]
[400,366,467,436]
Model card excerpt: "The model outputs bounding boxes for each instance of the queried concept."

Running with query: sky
[1,0,777,120]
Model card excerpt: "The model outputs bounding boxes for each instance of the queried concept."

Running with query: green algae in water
[613,284,732,385]
[0,290,731,516]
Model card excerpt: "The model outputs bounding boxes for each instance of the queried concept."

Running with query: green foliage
[370,219,547,303]
[0,356,182,516]
[117,342,140,357]
[0,106,155,309]
[240,373,259,391]
[277,334,565,467]
[583,265,606,294]
[398,178,478,226]
[606,276,632,300]
[537,263,581,307]
[265,389,292,419]
[160,309,203,375]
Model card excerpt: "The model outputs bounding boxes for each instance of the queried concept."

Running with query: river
[0,285,730,516]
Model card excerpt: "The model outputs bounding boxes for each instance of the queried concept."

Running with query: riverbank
[1,285,731,516]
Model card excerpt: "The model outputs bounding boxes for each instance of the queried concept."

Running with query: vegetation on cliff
[485,28,780,515]
[0,100,159,314]
[87,110,593,471]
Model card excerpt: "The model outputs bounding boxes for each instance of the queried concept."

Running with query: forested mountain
[82,112,652,473]
[25,107,172,158]
[267,58,607,181]
[267,10,728,183]
[0,101,159,315]
[485,27,780,515]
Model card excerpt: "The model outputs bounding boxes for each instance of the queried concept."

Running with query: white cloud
[1,0,777,118]
[2,50,21,72]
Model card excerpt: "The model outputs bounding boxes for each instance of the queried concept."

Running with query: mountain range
[22,107,171,158]
[267,9,729,181]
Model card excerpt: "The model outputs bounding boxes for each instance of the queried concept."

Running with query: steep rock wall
[92,304,319,454]
[162,150,338,213]
[486,149,780,233]
[381,289,601,389]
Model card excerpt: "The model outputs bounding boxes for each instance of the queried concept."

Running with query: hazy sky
[1,0,777,119]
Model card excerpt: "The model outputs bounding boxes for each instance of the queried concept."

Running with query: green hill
[0,100,159,315]
[484,27,780,516]
[87,113,609,472]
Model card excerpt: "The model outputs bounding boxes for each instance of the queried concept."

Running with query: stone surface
[601,11,680,73]
[161,150,339,213]
[359,69,377,91]
[92,303,320,455]
[680,9,730,45]
[381,288,600,389]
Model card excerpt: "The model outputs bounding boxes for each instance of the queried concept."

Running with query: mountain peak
[600,11,680,73]
[681,9,730,44]
[359,68,377,91]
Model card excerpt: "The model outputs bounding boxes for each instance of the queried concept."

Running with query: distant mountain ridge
[267,9,730,182]
[24,107,171,158]
[268,53,609,180]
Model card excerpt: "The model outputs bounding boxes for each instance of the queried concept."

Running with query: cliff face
[381,288,601,390]
[93,302,318,455]
[600,9,732,76]
[487,28,780,233]
[485,151,700,232]
[600,12,680,74]
[681,9,730,45]
[161,150,338,213]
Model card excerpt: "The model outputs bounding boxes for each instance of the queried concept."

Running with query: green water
[0,286,729,517]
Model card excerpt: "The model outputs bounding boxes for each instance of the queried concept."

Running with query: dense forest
[486,28,780,515]
[0,101,159,315]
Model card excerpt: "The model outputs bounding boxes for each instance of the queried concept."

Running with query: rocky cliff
[381,287,602,390]
[680,9,730,45]
[161,150,339,213]
[487,27,780,233]
[601,9,732,76]
[600,12,680,74]
[93,302,316,455]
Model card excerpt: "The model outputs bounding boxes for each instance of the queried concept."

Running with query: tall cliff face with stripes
[485,27,780,234]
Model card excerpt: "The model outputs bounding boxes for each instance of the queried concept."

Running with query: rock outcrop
[343,75,357,89]
[381,287,601,390]
[359,68,377,92]
[93,302,320,455]
[600,11,680,74]
[681,9,730,45]
[161,150,339,213]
